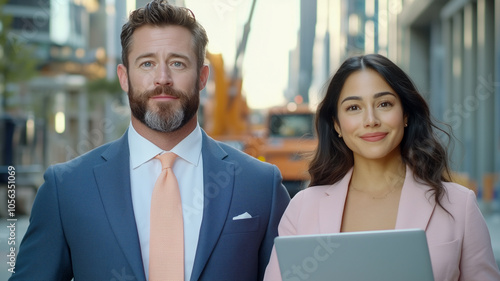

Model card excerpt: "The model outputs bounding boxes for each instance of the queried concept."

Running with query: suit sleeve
[263,187,304,281]
[9,166,73,281]
[258,165,290,281]
[459,189,500,281]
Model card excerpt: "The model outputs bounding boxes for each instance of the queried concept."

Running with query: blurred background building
[305,0,500,208]
[0,0,130,191]
[396,0,500,208]
[0,0,498,212]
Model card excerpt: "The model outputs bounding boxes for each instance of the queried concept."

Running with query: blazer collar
[317,166,436,233]
[395,167,436,230]
[190,131,235,281]
[318,169,353,233]
[94,131,146,281]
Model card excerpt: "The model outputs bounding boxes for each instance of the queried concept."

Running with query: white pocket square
[232,212,252,220]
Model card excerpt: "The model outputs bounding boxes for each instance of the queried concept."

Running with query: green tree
[0,0,39,112]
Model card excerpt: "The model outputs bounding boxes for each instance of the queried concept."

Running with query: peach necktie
[149,152,184,281]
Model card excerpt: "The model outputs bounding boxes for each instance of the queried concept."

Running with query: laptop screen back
[274,229,434,281]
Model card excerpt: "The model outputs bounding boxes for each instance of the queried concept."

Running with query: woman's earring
[338,133,342,138]
[404,123,408,127]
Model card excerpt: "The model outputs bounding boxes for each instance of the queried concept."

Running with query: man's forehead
[129,25,196,57]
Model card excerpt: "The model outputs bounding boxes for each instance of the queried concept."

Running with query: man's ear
[198,64,209,90]
[117,64,129,93]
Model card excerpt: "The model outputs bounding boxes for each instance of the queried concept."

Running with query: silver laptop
[275,229,434,281]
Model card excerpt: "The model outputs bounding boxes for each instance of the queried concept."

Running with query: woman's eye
[379,101,393,108]
[346,105,359,111]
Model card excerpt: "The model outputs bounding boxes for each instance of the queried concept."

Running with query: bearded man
[10,1,290,280]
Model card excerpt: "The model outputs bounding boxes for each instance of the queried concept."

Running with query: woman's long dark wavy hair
[309,54,452,208]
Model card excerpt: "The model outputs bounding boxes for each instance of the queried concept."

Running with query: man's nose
[154,64,173,87]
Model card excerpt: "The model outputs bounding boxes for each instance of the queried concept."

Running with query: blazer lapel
[395,167,436,231]
[93,132,146,281]
[317,167,435,233]
[190,132,234,281]
[319,169,353,233]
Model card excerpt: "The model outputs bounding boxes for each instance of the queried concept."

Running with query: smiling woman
[264,54,500,281]
[334,69,406,165]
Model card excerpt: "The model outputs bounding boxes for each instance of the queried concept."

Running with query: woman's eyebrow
[340,91,396,105]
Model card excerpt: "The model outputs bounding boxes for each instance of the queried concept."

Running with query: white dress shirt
[128,123,204,281]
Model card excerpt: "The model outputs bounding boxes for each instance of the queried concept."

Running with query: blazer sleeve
[258,165,290,280]
[9,165,73,281]
[263,189,304,281]
[459,189,500,281]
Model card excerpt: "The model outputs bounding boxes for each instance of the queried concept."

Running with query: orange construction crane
[200,0,259,155]
[200,0,318,197]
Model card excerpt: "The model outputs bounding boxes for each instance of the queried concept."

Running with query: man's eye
[172,61,184,67]
[142,61,153,68]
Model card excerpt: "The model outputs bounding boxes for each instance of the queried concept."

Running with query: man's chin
[143,121,181,133]
[143,110,185,133]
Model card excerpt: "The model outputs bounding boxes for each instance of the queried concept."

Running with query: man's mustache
[143,85,186,99]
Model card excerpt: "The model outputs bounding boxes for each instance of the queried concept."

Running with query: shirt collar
[171,123,202,166]
[128,122,203,169]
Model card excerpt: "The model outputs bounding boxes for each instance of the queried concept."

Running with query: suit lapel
[94,133,146,281]
[319,169,353,233]
[190,132,234,281]
[395,167,436,230]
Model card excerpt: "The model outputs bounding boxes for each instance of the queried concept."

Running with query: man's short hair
[120,0,208,70]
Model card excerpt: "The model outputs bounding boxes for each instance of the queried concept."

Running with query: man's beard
[128,80,200,133]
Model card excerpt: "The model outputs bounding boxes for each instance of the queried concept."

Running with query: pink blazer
[264,167,500,281]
